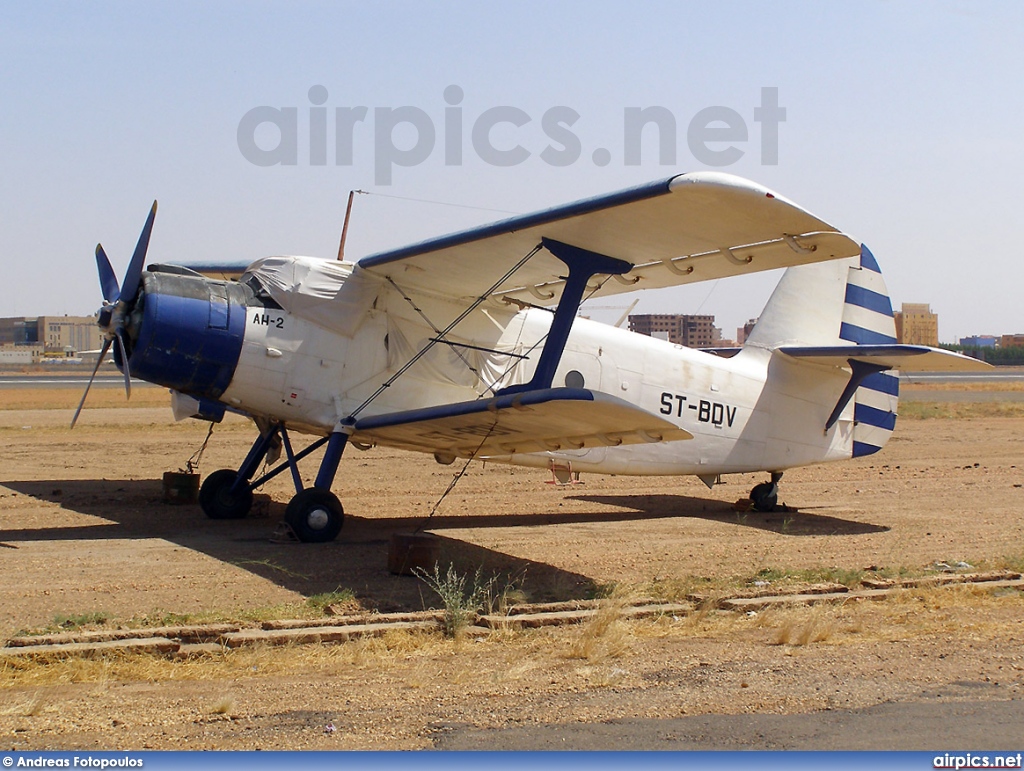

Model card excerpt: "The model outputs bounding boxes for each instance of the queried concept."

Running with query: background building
[0,316,102,355]
[0,317,40,346]
[894,303,939,346]
[736,318,758,345]
[628,314,721,348]
[1000,334,1024,348]
[960,335,998,348]
[0,344,44,364]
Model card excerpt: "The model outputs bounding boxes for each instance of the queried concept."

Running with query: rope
[410,274,614,529]
[185,422,215,474]
[415,420,499,533]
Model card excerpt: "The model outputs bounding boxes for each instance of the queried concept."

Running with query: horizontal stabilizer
[777,344,991,372]
[352,387,692,459]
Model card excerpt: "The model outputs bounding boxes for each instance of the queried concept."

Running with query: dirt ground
[1,383,1023,749]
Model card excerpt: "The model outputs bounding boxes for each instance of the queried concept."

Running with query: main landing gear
[198,422,352,543]
[749,471,783,512]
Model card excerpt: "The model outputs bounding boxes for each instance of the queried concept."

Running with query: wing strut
[499,237,632,395]
[824,359,890,432]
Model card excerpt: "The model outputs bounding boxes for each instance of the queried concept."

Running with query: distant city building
[1000,334,1024,348]
[0,317,39,346]
[894,303,938,347]
[960,335,998,348]
[736,318,758,345]
[628,314,721,348]
[0,343,43,364]
[0,316,102,354]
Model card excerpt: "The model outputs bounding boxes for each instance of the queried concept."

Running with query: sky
[2,1,1022,343]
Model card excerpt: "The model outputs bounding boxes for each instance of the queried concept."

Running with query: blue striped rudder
[842,245,899,456]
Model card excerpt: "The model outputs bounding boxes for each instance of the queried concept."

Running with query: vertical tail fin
[747,245,899,457]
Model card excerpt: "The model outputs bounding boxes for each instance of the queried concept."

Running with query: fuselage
[142,257,856,475]
[125,258,860,480]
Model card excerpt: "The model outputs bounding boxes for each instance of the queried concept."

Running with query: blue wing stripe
[845,284,893,316]
[840,322,898,345]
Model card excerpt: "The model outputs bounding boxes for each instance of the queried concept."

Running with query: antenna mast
[336,189,364,261]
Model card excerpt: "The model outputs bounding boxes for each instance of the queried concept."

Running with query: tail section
[746,244,899,458]
[839,246,899,457]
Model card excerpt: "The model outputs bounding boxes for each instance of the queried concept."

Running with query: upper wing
[357,172,860,305]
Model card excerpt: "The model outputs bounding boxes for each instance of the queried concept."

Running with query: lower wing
[351,387,692,459]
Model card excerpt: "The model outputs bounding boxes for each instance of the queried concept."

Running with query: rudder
[841,245,899,457]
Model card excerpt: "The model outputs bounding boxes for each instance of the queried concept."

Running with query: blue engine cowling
[117,271,249,401]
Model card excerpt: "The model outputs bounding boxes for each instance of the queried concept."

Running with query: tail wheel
[199,469,254,520]
[285,488,344,543]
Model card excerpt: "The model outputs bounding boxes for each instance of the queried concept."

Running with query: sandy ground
[1,385,1023,749]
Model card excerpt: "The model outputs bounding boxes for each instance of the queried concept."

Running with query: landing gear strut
[198,422,352,543]
[750,471,783,512]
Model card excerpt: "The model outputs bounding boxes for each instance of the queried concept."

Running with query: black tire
[199,469,254,520]
[750,481,778,512]
[285,488,344,543]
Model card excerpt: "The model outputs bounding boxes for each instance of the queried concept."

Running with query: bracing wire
[347,243,543,421]
[415,419,499,532]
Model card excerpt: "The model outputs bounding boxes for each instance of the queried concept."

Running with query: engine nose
[126,270,247,400]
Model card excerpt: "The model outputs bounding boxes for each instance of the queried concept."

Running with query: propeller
[71,202,158,428]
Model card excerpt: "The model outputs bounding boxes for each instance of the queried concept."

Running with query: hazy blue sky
[3,1,1021,341]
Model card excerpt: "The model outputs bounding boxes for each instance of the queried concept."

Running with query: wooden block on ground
[222,620,438,648]
[1,637,180,659]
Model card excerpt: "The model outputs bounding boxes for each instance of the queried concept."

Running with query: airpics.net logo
[237,85,786,185]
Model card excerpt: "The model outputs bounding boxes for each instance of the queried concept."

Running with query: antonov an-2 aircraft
[73,172,987,542]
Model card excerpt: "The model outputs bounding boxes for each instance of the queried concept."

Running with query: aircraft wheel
[199,469,254,520]
[750,481,778,512]
[285,488,344,543]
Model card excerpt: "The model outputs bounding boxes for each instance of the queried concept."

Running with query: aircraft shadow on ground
[567,494,890,536]
[0,480,887,612]
[0,479,603,610]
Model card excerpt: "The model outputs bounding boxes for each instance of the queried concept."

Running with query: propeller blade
[119,200,157,303]
[70,338,112,429]
[95,244,120,303]
[114,328,132,400]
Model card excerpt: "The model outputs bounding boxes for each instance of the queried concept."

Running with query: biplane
[74,172,987,541]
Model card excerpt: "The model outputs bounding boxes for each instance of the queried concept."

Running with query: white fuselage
[219,281,857,479]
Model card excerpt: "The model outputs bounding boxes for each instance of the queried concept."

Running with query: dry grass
[768,606,838,646]
[0,692,47,717]
[897,400,1024,419]
[901,380,1024,392]
[565,594,632,662]
[1,584,1021,693]
[209,695,236,715]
